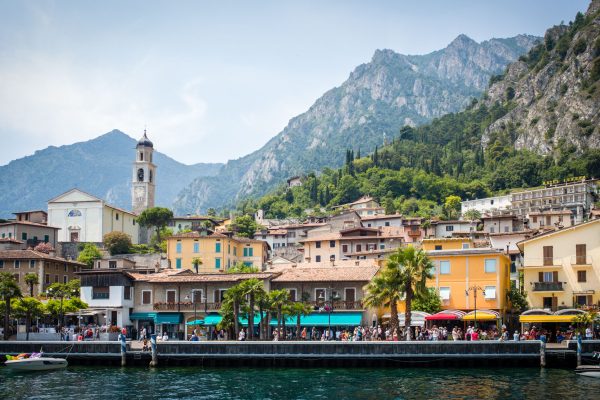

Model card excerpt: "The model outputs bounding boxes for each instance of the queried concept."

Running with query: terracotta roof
[426,248,506,257]
[140,271,278,283]
[173,215,224,222]
[431,220,476,225]
[0,221,60,229]
[0,250,86,266]
[360,214,403,221]
[13,210,48,215]
[528,210,572,216]
[0,238,24,244]
[272,265,380,282]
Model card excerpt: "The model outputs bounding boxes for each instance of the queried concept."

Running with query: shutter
[587,295,593,306]
[552,297,558,310]
[552,271,558,282]
[543,246,553,266]
[576,244,586,264]
[538,272,543,282]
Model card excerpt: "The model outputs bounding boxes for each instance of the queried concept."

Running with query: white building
[361,214,403,229]
[430,220,478,238]
[48,188,139,244]
[461,195,512,215]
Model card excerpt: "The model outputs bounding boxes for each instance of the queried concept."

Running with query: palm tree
[269,289,291,340]
[0,272,23,340]
[191,257,203,274]
[13,297,45,341]
[238,278,265,340]
[288,301,313,339]
[395,246,434,340]
[364,267,403,335]
[222,283,247,339]
[24,273,39,297]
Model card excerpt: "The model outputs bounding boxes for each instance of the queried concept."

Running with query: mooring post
[577,333,582,367]
[150,334,158,367]
[540,337,546,368]
[119,330,127,367]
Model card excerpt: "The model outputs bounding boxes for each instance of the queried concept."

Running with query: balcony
[407,230,423,237]
[532,282,564,292]
[92,293,110,299]
[302,300,364,310]
[522,258,563,268]
[153,302,221,311]
[570,255,592,267]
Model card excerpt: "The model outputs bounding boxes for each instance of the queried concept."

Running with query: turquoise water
[2,366,599,399]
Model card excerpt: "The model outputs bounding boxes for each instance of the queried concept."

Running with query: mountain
[481,0,600,154]
[0,130,222,218]
[245,3,600,221]
[174,34,539,214]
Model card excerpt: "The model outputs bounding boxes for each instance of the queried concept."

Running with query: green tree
[462,209,482,221]
[364,265,403,335]
[103,231,132,255]
[221,283,247,339]
[227,262,259,274]
[0,272,22,340]
[288,301,313,339]
[12,297,45,341]
[137,207,174,249]
[269,289,291,340]
[77,243,102,268]
[238,278,266,340]
[231,215,260,238]
[191,257,203,274]
[412,288,442,314]
[506,282,528,313]
[24,273,39,297]
[443,195,462,220]
[46,280,82,326]
[393,246,434,340]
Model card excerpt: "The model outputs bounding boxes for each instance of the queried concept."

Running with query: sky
[0,0,590,166]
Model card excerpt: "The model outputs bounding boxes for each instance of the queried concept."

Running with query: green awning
[239,313,266,326]
[204,314,223,326]
[130,312,157,320]
[270,312,363,327]
[185,319,205,325]
[155,313,183,324]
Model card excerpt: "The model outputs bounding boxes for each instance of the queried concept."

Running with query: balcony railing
[407,230,422,237]
[533,282,564,292]
[570,255,592,266]
[92,293,110,299]
[302,300,364,310]
[153,302,221,311]
[523,258,562,267]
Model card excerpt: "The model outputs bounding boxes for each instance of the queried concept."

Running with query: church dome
[137,130,153,148]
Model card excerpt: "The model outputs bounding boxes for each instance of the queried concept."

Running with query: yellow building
[166,232,269,272]
[517,218,600,311]
[424,239,511,315]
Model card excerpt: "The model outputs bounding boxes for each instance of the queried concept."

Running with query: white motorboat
[4,354,68,371]
[575,365,600,378]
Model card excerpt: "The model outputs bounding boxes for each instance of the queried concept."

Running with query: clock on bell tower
[132,129,156,216]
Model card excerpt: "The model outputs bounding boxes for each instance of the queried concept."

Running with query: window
[29,260,35,268]
[14,260,20,269]
[435,245,442,251]
[576,244,587,264]
[504,226,509,233]
[243,248,248,257]
[330,255,335,262]
[248,248,253,257]
[316,241,321,249]
[489,227,495,233]
[176,242,182,254]
[288,289,297,301]
[379,244,385,250]
[342,244,348,253]
[445,226,454,232]
[577,270,587,283]
[215,258,221,269]
[193,242,199,253]
[315,255,321,263]
[215,242,221,253]
[543,246,553,266]
[175,258,182,269]
[45,274,50,284]
[484,259,497,273]
[356,244,362,252]
[484,286,496,299]
[63,276,68,283]
[0,260,3,269]
[315,289,326,303]
[64,264,68,272]
[462,243,469,249]
[166,290,176,303]
[228,244,230,254]
[44,235,49,243]
[542,271,554,282]
[233,247,237,256]
[439,287,450,300]
[92,286,109,299]
[192,289,203,303]
[142,290,152,305]
[115,213,119,221]
[54,275,59,283]
[124,287,132,300]
[109,261,117,269]
[385,222,390,227]
[329,240,335,248]
[22,232,27,241]
[440,261,450,274]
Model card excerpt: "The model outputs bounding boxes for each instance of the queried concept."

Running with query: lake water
[2,366,599,399]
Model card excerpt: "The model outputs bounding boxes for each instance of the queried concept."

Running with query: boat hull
[575,365,600,378]
[4,357,68,371]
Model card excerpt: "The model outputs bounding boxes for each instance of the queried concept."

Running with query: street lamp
[318,288,340,340]
[465,286,486,329]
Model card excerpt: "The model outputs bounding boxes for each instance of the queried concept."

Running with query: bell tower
[132,129,156,216]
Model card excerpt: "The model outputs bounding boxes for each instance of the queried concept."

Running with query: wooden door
[166,290,176,303]
[576,244,587,264]
[345,288,356,309]
[543,246,553,266]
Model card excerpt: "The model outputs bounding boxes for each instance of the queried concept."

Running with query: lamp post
[318,288,340,340]
[465,286,486,329]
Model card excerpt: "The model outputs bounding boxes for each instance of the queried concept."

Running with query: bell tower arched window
[140,152,143,161]
[137,168,144,182]
[149,170,153,183]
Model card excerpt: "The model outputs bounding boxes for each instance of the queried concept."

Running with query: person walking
[139,327,147,342]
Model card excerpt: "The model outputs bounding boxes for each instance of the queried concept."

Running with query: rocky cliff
[174,34,539,214]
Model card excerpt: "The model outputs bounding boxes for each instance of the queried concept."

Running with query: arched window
[137,168,144,182]
[140,152,144,161]
[68,209,82,217]
[149,170,153,183]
